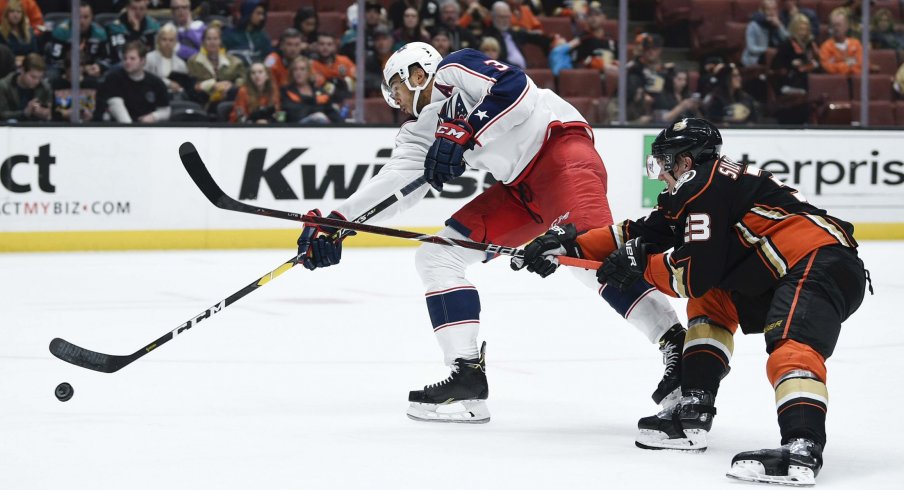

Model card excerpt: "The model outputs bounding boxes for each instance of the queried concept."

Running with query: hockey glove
[597,237,648,291]
[511,223,581,278]
[424,118,475,191]
[296,209,356,270]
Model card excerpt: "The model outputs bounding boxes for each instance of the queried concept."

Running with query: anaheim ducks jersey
[334,48,586,223]
[577,156,858,299]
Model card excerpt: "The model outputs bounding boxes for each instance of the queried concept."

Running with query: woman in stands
[293,6,319,57]
[230,61,281,123]
[653,67,702,124]
[146,23,190,98]
[771,13,820,124]
[280,57,342,124]
[0,0,37,64]
[703,63,759,125]
[394,7,431,50]
[187,21,246,112]
[870,8,904,52]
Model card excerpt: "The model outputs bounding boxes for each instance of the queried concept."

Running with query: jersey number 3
[484,59,509,71]
[685,213,711,242]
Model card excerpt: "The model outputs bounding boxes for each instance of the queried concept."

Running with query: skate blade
[406,400,490,424]
[726,461,815,487]
[635,428,708,452]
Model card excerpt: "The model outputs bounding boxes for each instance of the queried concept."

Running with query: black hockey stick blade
[49,337,131,373]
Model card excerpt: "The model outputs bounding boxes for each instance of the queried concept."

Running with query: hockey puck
[55,382,74,402]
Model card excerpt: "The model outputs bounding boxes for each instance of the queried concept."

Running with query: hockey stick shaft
[178,143,602,271]
[48,163,426,373]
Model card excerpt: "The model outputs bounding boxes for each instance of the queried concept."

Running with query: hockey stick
[48,172,427,374]
[178,142,602,270]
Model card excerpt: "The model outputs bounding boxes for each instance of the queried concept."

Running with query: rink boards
[1,126,902,251]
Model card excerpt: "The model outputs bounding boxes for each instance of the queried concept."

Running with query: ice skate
[652,324,685,408]
[407,342,489,424]
[726,438,822,487]
[635,389,715,452]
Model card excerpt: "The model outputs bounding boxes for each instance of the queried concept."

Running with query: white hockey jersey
[335,49,588,223]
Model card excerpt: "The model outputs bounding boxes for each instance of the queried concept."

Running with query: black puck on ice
[55,382,74,402]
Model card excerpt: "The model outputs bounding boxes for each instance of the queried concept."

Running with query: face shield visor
[645,153,672,179]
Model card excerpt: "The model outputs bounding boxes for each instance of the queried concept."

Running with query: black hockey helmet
[646,118,722,178]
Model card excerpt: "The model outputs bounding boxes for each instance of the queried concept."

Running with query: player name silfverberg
[0,201,132,216]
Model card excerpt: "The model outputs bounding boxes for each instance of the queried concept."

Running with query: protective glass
[645,154,671,179]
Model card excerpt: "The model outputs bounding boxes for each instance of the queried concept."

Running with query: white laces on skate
[426,365,460,389]
[660,343,679,376]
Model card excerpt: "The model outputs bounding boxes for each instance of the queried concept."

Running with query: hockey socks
[425,286,481,365]
[681,318,734,395]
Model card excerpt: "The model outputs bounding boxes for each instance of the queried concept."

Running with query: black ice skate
[407,342,490,424]
[726,438,823,487]
[635,389,716,452]
[652,324,685,408]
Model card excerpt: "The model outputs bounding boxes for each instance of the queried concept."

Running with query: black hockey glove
[424,118,474,191]
[597,237,648,291]
[297,209,356,270]
[511,223,581,278]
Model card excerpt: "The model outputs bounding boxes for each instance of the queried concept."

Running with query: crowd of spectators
[0,0,903,126]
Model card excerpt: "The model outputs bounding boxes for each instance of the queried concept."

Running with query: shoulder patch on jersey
[671,169,697,194]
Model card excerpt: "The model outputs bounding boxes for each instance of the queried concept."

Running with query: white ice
[1,243,901,490]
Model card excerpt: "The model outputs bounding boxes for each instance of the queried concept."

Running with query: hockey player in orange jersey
[515,118,870,486]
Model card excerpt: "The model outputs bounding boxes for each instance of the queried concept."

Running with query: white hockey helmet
[381,42,442,117]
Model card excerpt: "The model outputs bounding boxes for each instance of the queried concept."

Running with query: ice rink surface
[1,242,901,489]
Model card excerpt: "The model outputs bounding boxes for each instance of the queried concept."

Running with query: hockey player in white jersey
[296,42,685,423]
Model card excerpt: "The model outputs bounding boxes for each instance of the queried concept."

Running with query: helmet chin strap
[405,73,434,117]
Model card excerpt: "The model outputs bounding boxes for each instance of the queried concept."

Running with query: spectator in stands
[389,0,440,33]
[703,63,759,125]
[97,41,169,122]
[394,7,431,49]
[771,14,819,124]
[483,1,547,69]
[653,67,702,124]
[626,32,665,98]
[479,35,500,59]
[188,22,246,110]
[772,14,820,96]
[281,56,342,123]
[548,34,574,76]
[0,52,50,120]
[196,0,232,17]
[293,7,319,57]
[780,0,818,38]
[49,60,97,121]
[0,0,41,33]
[107,0,161,63]
[819,8,862,75]
[870,8,904,52]
[0,0,38,63]
[742,0,789,67]
[459,0,491,38]
[230,61,280,123]
[430,26,452,57]
[171,0,204,61]
[435,0,477,50]
[365,26,395,97]
[606,83,654,124]
[265,28,305,89]
[508,0,543,33]
[313,33,355,93]
[574,3,617,75]
[47,2,109,79]
[223,0,271,62]
[0,43,13,78]
[340,1,386,60]
[146,23,189,97]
